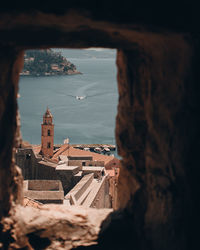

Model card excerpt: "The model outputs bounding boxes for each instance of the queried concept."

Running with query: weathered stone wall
[90,176,111,209]
[56,169,80,194]
[27,180,61,191]
[68,160,104,167]
[15,148,38,179]
[24,180,64,204]
[15,148,59,181]
[65,173,94,205]
[115,38,200,249]
[0,47,24,219]
[36,162,57,180]
[36,162,81,194]
[108,174,118,210]
[15,148,82,194]
[68,156,93,161]
[0,4,200,250]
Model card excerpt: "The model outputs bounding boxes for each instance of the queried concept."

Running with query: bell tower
[41,108,54,157]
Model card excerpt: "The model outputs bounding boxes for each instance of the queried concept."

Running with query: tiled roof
[32,143,118,167]
[52,145,115,165]
[32,145,41,155]
[52,144,69,159]
[53,144,114,164]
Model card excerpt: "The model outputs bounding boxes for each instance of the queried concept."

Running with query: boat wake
[66,92,107,100]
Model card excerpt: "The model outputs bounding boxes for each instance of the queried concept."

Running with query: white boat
[94,147,102,153]
[76,96,86,100]
[83,147,90,151]
[103,147,110,153]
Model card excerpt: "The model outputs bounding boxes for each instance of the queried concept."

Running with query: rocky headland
[21,49,81,76]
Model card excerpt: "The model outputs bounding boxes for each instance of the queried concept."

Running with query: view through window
[17,48,119,209]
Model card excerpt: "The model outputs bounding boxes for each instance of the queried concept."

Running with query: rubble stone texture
[6,205,111,249]
[0,2,200,250]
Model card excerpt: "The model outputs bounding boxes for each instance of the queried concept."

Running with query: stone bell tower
[41,108,54,157]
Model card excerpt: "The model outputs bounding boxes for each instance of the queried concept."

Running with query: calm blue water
[18,49,118,149]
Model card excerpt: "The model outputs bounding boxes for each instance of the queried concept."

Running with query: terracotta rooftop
[32,143,119,168]
[53,144,69,159]
[52,144,115,165]
[32,145,41,155]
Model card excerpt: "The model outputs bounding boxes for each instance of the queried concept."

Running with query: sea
[18,48,119,155]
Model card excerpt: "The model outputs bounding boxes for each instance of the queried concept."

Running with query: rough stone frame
[0,6,200,250]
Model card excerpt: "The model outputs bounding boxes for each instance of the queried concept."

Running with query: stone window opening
[47,129,51,136]
[9,46,120,249]
[0,9,198,250]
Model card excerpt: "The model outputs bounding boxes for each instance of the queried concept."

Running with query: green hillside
[21,49,81,76]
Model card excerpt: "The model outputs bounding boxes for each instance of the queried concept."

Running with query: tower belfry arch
[41,108,54,157]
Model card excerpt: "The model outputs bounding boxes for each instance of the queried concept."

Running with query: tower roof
[43,108,53,118]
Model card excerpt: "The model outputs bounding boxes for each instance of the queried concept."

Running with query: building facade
[41,108,54,157]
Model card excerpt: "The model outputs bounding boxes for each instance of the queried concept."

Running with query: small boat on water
[76,96,86,100]
[94,147,102,153]
[83,147,90,151]
[102,147,111,155]
[103,147,110,153]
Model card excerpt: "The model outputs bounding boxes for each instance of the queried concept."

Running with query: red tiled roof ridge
[52,144,70,159]
[54,145,115,164]
[32,145,41,155]
[33,143,117,166]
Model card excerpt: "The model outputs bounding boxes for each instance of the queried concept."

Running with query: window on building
[47,142,51,148]
[48,129,51,136]
[26,153,31,159]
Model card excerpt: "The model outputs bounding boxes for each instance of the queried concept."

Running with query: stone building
[23,180,64,204]
[41,108,54,157]
[16,142,117,208]
[16,144,112,207]
[15,108,119,208]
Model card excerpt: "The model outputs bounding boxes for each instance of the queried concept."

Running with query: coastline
[20,70,82,77]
